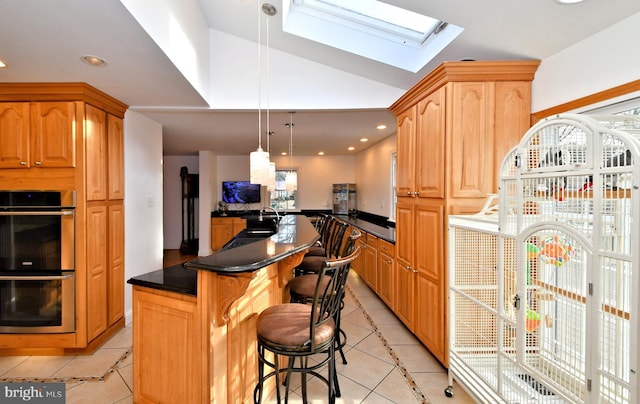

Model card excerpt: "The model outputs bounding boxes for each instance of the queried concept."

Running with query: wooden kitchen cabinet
[363,233,378,290]
[377,239,395,308]
[108,203,125,326]
[211,217,246,251]
[390,60,539,365]
[0,83,128,353]
[0,102,76,169]
[86,205,108,341]
[351,236,366,278]
[86,202,125,340]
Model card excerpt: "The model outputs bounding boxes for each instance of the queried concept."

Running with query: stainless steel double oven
[0,190,75,333]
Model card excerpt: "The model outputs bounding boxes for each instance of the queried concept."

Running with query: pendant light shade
[285,171,297,192]
[267,161,276,192]
[285,111,297,192]
[250,147,271,185]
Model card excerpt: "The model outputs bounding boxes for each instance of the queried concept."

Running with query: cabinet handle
[413,191,420,196]
[20,161,27,165]
[386,259,392,264]
[35,161,42,165]
[406,191,412,196]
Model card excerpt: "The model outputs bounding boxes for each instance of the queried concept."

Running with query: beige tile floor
[0,271,475,403]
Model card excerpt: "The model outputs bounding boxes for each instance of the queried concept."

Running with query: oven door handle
[0,274,74,281]
[0,210,74,216]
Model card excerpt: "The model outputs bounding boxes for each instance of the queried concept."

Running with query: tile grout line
[345,284,429,404]
[0,348,132,384]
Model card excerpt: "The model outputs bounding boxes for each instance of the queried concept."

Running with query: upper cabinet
[391,60,539,205]
[0,102,76,168]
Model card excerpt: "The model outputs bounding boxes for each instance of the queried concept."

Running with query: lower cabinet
[86,202,125,342]
[394,258,414,328]
[86,205,108,341]
[211,217,246,251]
[132,287,201,404]
[363,234,378,290]
[377,239,395,308]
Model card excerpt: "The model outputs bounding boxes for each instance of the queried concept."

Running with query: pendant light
[285,112,298,192]
[264,3,277,193]
[249,2,272,185]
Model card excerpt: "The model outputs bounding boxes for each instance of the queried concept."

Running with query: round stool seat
[289,274,331,302]
[257,303,335,349]
[296,255,326,274]
[305,245,326,256]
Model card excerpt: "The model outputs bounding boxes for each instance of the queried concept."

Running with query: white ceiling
[1,0,639,156]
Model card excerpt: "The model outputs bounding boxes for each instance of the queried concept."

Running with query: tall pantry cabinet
[0,83,127,353]
[389,60,539,365]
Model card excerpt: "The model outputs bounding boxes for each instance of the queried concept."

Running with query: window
[283,0,463,72]
[270,170,297,210]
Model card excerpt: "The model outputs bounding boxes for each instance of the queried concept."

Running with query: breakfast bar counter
[127,215,319,403]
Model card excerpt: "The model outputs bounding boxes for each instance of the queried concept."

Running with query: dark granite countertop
[128,215,319,295]
[186,214,319,273]
[127,263,198,296]
[334,215,396,244]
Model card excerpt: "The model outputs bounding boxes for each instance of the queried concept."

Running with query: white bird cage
[447,114,640,403]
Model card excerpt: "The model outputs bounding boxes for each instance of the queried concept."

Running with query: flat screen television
[222,181,261,204]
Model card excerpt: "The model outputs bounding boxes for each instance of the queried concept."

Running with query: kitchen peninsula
[127,214,319,403]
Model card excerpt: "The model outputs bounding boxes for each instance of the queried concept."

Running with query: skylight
[282,0,463,72]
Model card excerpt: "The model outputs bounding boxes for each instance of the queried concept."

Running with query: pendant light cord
[257,2,262,150]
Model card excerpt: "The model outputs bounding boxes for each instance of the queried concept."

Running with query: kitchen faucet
[259,206,280,223]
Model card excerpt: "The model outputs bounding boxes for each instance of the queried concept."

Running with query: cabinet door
[86,205,108,341]
[211,219,234,251]
[396,107,416,197]
[363,243,377,290]
[31,102,76,167]
[449,82,493,198]
[85,105,107,201]
[395,199,414,266]
[413,201,446,364]
[377,251,394,308]
[416,88,445,198]
[415,272,446,363]
[0,103,30,168]
[108,204,125,326]
[107,114,125,200]
[231,218,246,236]
[395,261,414,328]
[351,239,366,278]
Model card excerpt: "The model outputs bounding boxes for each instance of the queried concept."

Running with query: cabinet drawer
[211,217,245,225]
[378,239,395,257]
[366,233,378,248]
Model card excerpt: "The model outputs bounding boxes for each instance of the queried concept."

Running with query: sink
[224,227,276,249]
[245,215,279,234]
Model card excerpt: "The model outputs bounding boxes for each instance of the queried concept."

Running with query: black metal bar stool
[288,229,362,369]
[253,248,360,403]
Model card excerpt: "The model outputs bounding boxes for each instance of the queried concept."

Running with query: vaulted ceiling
[1,0,639,155]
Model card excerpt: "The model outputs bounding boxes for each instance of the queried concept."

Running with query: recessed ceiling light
[348,146,355,151]
[281,152,287,156]
[555,0,585,3]
[376,124,387,130]
[360,138,369,142]
[0,59,7,68]
[81,55,108,67]
[318,151,325,156]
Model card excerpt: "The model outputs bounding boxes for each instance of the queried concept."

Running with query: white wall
[120,0,210,102]
[198,150,217,257]
[532,11,640,113]
[355,134,397,218]
[162,155,198,249]
[123,111,164,325]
